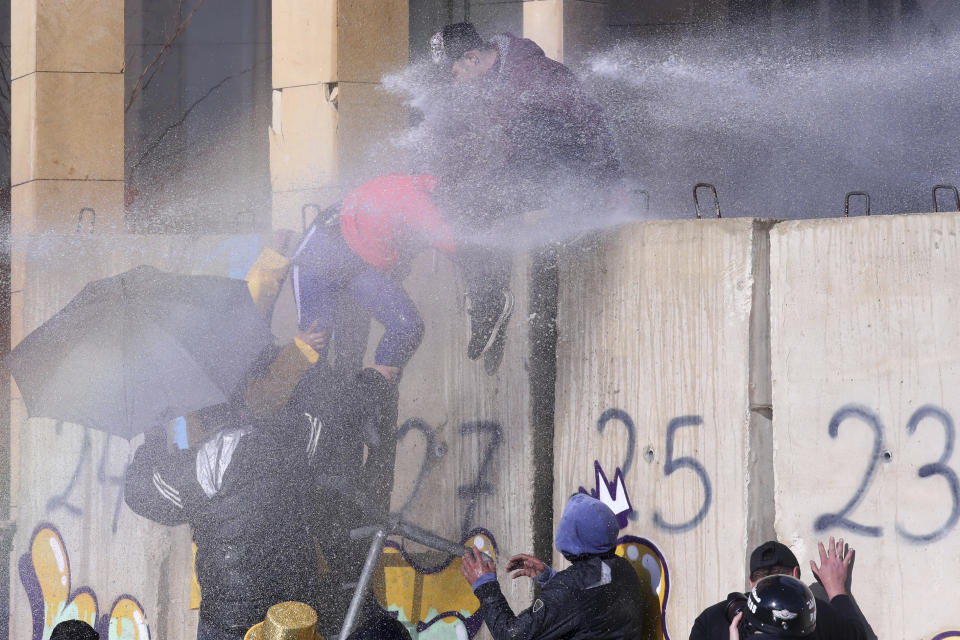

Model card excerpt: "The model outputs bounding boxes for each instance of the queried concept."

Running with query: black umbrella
[5,265,274,439]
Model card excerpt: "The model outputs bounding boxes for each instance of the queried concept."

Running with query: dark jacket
[488,33,622,189]
[124,418,325,633]
[435,33,622,221]
[688,593,869,640]
[473,494,645,640]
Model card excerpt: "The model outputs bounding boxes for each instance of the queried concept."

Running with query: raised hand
[296,320,329,353]
[460,547,497,587]
[810,536,854,600]
[506,553,547,580]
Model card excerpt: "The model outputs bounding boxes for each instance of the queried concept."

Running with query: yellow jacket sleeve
[245,247,291,316]
[243,340,320,419]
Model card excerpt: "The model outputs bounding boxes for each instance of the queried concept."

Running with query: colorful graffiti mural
[615,536,671,640]
[376,529,496,639]
[374,525,672,640]
[581,460,633,527]
[18,524,151,640]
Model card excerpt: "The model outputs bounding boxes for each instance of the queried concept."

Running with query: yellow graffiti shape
[378,533,496,628]
[31,528,97,634]
[616,540,667,640]
[108,598,150,640]
[190,543,202,610]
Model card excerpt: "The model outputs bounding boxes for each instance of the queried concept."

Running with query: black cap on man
[430,22,485,67]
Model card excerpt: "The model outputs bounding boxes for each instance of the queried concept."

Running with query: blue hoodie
[554,493,620,558]
[470,493,620,592]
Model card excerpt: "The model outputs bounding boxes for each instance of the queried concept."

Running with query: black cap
[433,22,485,65]
[749,541,799,574]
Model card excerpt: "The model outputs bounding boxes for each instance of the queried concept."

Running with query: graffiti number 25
[815,404,960,543]
[597,409,712,533]
[653,416,712,533]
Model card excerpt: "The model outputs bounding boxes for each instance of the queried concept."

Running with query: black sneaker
[355,368,399,448]
[467,290,515,360]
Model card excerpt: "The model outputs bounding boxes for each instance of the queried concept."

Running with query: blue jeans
[197,618,245,640]
[292,228,424,368]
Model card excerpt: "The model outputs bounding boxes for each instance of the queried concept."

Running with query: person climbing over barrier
[290,173,456,386]
[426,22,624,373]
[460,493,646,639]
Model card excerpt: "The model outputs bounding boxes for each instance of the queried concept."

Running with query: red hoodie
[339,174,456,270]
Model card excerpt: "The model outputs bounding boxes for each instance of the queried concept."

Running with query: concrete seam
[529,247,559,569]
[745,219,777,570]
[11,70,123,82]
[11,178,125,188]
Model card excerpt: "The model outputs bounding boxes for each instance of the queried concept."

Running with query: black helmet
[740,575,816,638]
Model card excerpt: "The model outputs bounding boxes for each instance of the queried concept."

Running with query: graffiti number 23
[815,404,960,543]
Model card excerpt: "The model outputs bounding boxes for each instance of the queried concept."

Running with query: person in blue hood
[461,493,646,639]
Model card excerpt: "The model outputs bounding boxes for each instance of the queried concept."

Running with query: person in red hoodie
[290,173,455,385]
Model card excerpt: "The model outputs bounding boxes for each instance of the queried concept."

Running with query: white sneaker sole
[479,290,515,357]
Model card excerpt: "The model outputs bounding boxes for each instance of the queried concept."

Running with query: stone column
[270,0,408,232]
[522,0,608,65]
[521,0,611,565]
[10,0,125,236]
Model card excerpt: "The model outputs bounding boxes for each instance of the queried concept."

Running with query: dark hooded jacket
[486,33,621,188]
[435,33,622,220]
[124,418,324,633]
[123,362,376,634]
[473,494,646,640]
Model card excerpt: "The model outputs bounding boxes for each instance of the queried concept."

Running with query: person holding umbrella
[122,240,406,640]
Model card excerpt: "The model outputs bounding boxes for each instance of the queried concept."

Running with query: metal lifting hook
[693,183,721,219]
[76,208,96,233]
[932,185,960,212]
[844,192,871,217]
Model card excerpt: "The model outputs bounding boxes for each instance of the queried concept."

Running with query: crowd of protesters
[99,21,880,640]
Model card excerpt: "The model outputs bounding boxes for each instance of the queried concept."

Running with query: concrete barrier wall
[770,214,960,640]
[554,220,762,639]
[359,250,536,639]
[9,233,265,640]
[12,214,960,640]
[554,215,960,640]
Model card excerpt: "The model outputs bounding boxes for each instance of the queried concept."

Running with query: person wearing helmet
[690,538,873,640]
[460,494,645,639]
[727,575,817,639]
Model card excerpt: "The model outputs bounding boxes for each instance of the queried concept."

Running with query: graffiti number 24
[815,404,960,543]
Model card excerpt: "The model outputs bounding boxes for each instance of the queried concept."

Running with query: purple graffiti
[580,461,633,528]
[18,522,151,640]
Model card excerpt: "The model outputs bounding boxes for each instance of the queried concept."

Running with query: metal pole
[395,520,470,557]
[339,528,387,639]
